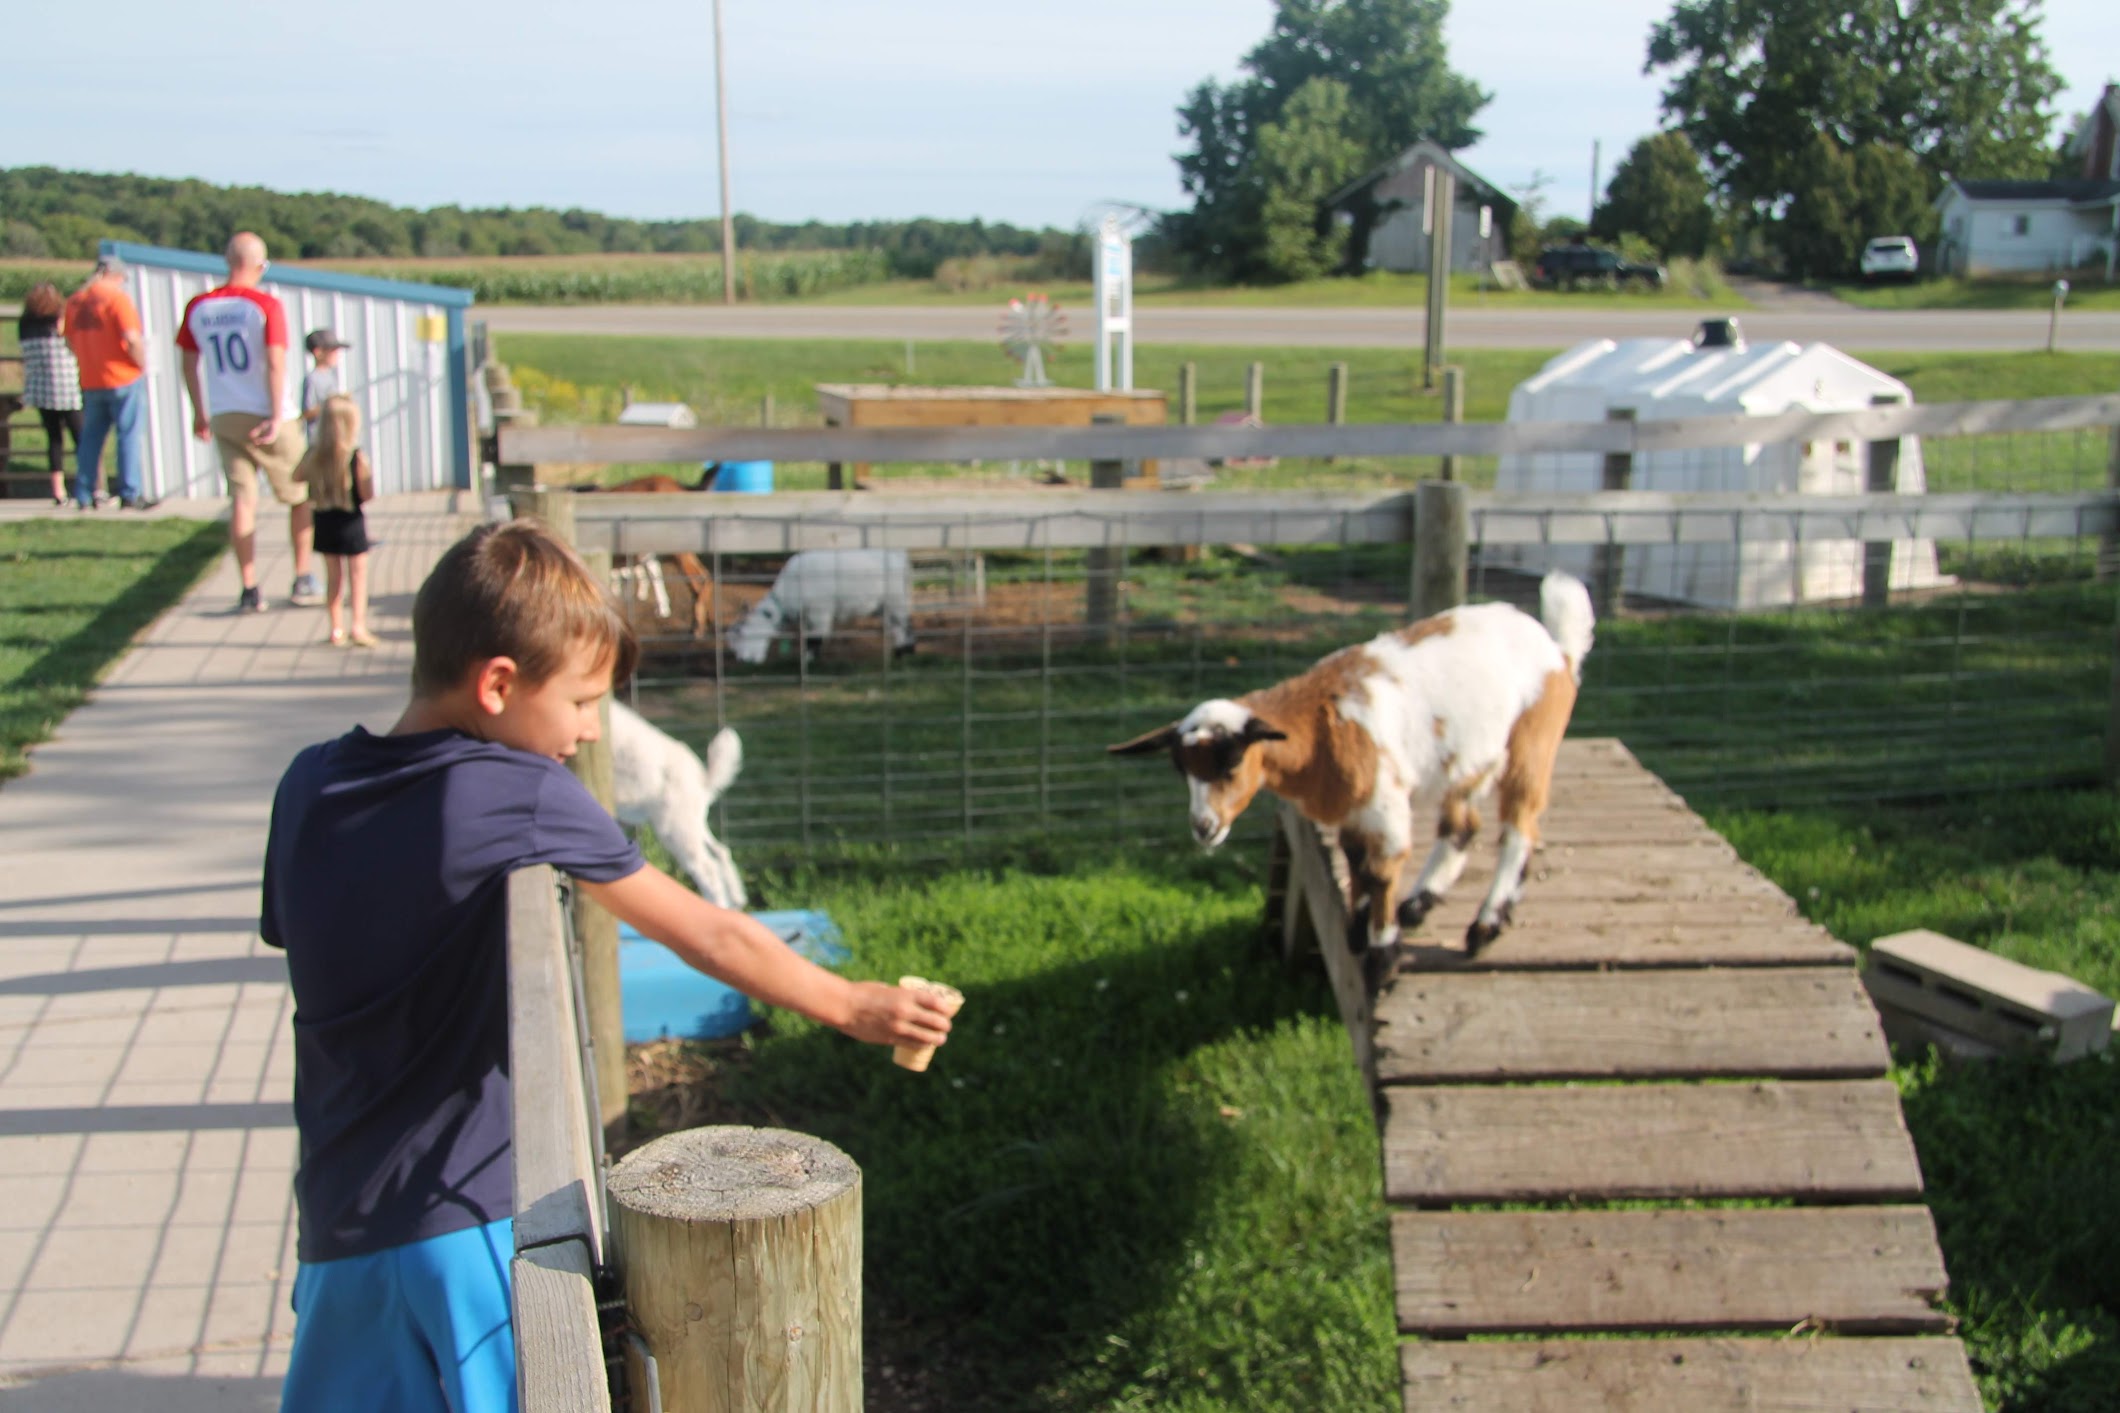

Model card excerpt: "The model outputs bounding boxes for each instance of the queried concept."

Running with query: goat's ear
[1107,723,1180,757]
[1241,716,1288,744]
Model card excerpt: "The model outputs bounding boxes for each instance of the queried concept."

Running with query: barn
[99,239,475,502]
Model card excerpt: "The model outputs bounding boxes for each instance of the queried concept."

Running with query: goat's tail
[701,726,744,802]
[1539,571,1596,679]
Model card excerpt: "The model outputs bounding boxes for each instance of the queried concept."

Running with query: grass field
[0,518,225,781]
[621,782,2120,1412]
[1834,275,2120,312]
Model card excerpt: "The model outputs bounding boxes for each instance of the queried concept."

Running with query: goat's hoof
[1363,942,1405,991]
[1464,918,1504,956]
[1346,903,1372,955]
[1396,889,1441,929]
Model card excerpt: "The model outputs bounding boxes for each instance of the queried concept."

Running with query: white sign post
[1093,217,1133,392]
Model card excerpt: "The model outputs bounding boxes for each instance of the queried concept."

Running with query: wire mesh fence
[598,468,2116,865]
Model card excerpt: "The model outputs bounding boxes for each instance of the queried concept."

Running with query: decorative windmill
[999,294,1067,388]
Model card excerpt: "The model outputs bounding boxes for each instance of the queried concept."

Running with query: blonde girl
[293,395,377,647]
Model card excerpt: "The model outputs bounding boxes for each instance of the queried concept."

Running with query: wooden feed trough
[813,384,1166,489]
[1264,737,1982,1412]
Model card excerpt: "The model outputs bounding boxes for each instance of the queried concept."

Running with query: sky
[5,0,2116,234]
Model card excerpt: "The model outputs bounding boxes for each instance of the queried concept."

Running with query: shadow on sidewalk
[0,1366,278,1411]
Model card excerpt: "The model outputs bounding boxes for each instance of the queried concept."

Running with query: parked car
[1532,244,1667,290]
[1859,236,1919,281]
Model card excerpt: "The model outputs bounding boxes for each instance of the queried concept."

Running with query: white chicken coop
[1493,325,1950,608]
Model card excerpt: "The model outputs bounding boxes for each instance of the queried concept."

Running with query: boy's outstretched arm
[581,864,953,1051]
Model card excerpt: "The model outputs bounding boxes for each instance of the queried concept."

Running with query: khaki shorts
[212,412,310,506]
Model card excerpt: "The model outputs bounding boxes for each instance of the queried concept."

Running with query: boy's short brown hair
[412,519,638,696]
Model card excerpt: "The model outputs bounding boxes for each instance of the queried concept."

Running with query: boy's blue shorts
[280,1217,517,1413]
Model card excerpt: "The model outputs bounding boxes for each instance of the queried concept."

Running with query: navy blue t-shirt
[260,727,643,1263]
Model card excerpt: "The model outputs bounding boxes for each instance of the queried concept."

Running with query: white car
[1859,236,1919,281]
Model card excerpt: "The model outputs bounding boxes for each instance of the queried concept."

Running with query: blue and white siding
[101,240,475,502]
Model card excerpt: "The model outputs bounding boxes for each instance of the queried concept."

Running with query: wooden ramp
[1265,738,1982,1412]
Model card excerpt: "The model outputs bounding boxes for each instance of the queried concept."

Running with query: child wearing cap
[302,329,349,435]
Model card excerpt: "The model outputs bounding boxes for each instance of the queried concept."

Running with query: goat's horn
[1107,724,1180,756]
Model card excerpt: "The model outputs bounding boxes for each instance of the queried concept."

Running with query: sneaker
[121,496,159,512]
[288,573,324,607]
[92,492,115,510]
[237,586,266,614]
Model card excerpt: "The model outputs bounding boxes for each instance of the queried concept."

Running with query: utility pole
[713,0,736,305]
[1589,139,1600,227]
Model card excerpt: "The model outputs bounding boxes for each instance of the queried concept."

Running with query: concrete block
[1863,929,2114,1063]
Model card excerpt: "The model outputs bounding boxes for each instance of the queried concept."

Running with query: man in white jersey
[177,232,320,614]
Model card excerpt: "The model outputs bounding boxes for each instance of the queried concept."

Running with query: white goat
[729,549,915,665]
[610,701,747,909]
[1110,571,1594,970]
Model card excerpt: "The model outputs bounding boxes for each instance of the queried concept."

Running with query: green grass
[0,518,226,780]
[635,847,1397,1412]
[1715,792,2120,1411]
[1834,276,2120,312]
[622,788,2120,1412]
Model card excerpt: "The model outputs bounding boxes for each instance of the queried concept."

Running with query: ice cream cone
[892,975,964,1072]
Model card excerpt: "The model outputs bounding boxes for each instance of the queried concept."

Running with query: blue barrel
[706,460,775,493]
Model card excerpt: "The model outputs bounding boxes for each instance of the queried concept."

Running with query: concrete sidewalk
[0,497,471,1410]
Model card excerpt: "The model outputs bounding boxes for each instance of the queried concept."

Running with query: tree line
[1170,0,2071,282]
[0,166,1079,279]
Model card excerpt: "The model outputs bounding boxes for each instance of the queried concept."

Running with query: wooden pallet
[1265,738,1981,1413]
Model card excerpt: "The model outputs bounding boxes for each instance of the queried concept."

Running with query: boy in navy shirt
[263,520,952,1412]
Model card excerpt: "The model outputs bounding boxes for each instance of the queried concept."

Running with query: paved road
[477,301,2120,353]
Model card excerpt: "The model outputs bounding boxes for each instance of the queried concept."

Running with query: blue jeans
[77,379,145,505]
[280,1218,518,1413]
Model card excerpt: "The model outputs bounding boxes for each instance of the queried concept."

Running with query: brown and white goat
[1109,571,1594,968]
[578,472,715,638]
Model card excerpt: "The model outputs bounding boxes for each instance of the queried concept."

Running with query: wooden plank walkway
[1265,738,1982,1413]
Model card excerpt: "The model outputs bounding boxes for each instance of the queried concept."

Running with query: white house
[1933,179,2120,280]
[1493,330,1949,609]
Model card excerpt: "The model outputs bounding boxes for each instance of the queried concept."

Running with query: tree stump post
[1411,479,1468,621]
[612,1127,862,1413]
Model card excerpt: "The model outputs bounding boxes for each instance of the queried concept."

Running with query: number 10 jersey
[176,284,293,419]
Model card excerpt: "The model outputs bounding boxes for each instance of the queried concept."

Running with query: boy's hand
[840,980,955,1050]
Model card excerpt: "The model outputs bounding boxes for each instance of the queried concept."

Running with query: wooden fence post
[512,491,629,1145]
[1245,362,1264,419]
[612,1127,862,1413]
[1863,393,1906,608]
[1326,362,1348,466]
[1593,409,1636,619]
[1086,412,1125,640]
[1440,365,1465,483]
[1411,480,1468,621]
[2099,422,2120,583]
[1423,168,1455,390]
[1179,362,1197,426]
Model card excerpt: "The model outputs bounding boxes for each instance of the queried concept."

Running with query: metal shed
[1494,332,1950,608]
[101,239,475,502]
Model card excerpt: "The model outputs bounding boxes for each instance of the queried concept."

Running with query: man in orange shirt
[63,254,153,510]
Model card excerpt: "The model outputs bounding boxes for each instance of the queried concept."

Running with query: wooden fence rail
[498,390,2120,467]
[508,866,615,1413]
[555,486,2120,556]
